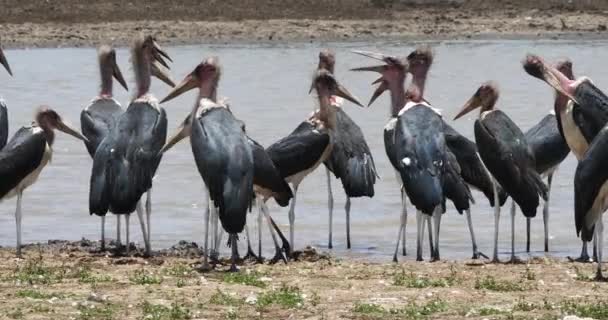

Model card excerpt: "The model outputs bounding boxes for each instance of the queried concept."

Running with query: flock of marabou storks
[1,36,608,278]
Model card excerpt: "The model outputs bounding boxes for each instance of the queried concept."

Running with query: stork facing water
[266,68,363,255]
[161,57,254,272]
[0,107,86,257]
[313,50,377,250]
[454,82,547,263]
[89,35,174,256]
[80,45,129,251]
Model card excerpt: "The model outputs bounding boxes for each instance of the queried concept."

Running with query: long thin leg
[510,200,518,263]
[401,189,408,256]
[229,234,239,272]
[526,218,531,253]
[492,181,501,263]
[125,214,130,255]
[257,198,263,258]
[392,210,405,263]
[326,168,334,249]
[432,207,441,261]
[416,210,423,261]
[288,184,299,255]
[116,215,122,246]
[244,223,258,261]
[201,194,211,271]
[15,191,23,258]
[136,201,149,255]
[145,190,152,255]
[466,208,487,259]
[261,202,287,264]
[345,197,352,250]
[544,173,553,252]
[596,217,605,281]
[427,215,434,256]
[100,216,106,251]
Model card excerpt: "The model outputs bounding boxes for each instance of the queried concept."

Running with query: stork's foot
[472,251,489,260]
[595,271,608,282]
[209,251,221,265]
[328,242,333,249]
[402,247,407,257]
[416,256,423,262]
[568,254,593,263]
[507,256,525,264]
[490,257,501,264]
[269,248,287,265]
[430,255,440,262]
[228,264,239,273]
[196,263,213,273]
[244,247,259,262]
[392,254,398,263]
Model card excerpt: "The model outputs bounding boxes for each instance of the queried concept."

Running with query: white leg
[145,190,152,253]
[288,184,299,253]
[416,210,423,261]
[401,189,408,256]
[116,215,122,245]
[326,168,334,249]
[510,199,516,262]
[101,216,106,251]
[596,217,605,280]
[526,218,531,253]
[427,215,434,256]
[345,197,352,249]
[544,173,553,253]
[136,201,149,255]
[257,198,263,258]
[492,181,501,262]
[261,202,285,263]
[125,214,130,255]
[432,207,441,261]
[465,208,482,259]
[392,209,404,263]
[15,191,23,258]
[202,194,211,269]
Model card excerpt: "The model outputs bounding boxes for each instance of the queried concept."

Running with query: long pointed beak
[153,41,173,63]
[57,120,88,142]
[351,65,387,74]
[152,61,175,87]
[160,74,198,104]
[113,60,128,91]
[160,119,191,154]
[335,84,364,107]
[453,95,480,120]
[368,81,388,107]
[351,50,392,62]
[0,47,12,76]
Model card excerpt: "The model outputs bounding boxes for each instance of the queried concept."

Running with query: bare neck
[99,62,113,97]
[407,67,428,102]
[133,50,151,98]
[317,89,336,129]
[193,80,218,115]
[388,80,406,117]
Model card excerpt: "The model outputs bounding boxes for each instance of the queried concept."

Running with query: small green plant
[209,289,243,306]
[222,271,266,288]
[15,289,61,300]
[477,307,507,316]
[352,302,385,314]
[524,265,536,280]
[8,308,24,319]
[141,301,192,320]
[129,268,162,285]
[561,299,608,319]
[164,264,194,278]
[76,303,116,320]
[257,285,304,309]
[224,308,238,320]
[513,298,537,312]
[176,278,186,288]
[393,271,453,288]
[394,299,448,318]
[572,266,592,281]
[12,257,63,285]
[76,267,113,284]
[474,276,527,292]
[309,291,321,307]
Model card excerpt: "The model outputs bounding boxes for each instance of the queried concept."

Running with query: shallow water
[0,39,606,261]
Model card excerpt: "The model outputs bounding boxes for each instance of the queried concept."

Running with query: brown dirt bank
[0,240,607,319]
[2,1,608,48]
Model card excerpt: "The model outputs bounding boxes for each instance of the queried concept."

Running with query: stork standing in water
[523,91,570,253]
[0,107,86,257]
[89,35,174,256]
[0,43,13,150]
[80,45,130,251]
[523,56,608,262]
[312,50,377,250]
[266,69,363,255]
[454,82,547,263]
[160,57,254,272]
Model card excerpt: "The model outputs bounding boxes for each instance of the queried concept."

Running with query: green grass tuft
[474,276,527,292]
[163,264,194,278]
[352,302,385,314]
[209,289,243,306]
[129,268,162,285]
[76,266,113,284]
[257,285,304,309]
[222,271,267,288]
[11,257,64,285]
[561,300,608,319]
[141,301,192,320]
[76,303,116,320]
[15,289,62,300]
[353,299,447,319]
[393,270,455,288]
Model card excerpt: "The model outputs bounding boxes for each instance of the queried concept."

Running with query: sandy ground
[2,0,608,48]
[0,240,607,320]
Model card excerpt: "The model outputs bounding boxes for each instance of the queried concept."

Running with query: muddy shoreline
[0,239,607,319]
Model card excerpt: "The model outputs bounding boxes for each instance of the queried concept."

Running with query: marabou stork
[0,43,13,150]
[352,48,478,262]
[0,107,87,257]
[266,68,363,255]
[523,55,608,262]
[523,110,569,253]
[80,45,130,251]
[89,35,174,256]
[312,49,378,250]
[160,57,255,272]
[454,82,548,263]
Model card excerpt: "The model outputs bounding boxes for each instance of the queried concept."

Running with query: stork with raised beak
[89,35,174,256]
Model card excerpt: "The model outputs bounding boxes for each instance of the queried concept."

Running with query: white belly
[561,100,589,160]
[588,180,608,230]
[5,143,52,199]
[285,142,333,187]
